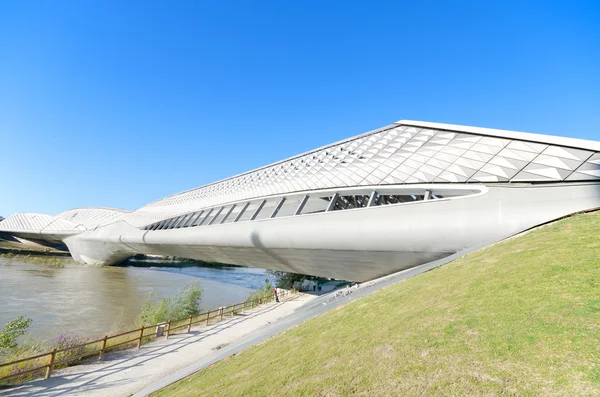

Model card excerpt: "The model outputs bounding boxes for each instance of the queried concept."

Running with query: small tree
[135,293,169,326]
[266,270,306,289]
[0,316,32,352]
[246,280,275,302]
[169,281,203,319]
[136,281,203,326]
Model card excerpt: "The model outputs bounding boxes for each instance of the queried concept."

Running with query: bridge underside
[4,121,600,281]
[61,182,600,281]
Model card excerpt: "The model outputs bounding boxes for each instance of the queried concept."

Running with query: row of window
[141,190,443,231]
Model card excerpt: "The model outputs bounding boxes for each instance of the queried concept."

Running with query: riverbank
[0,236,68,255]
[0,237,71,266]
[0,248,70,257]
[0,258,265,342]
[2,292,312,397]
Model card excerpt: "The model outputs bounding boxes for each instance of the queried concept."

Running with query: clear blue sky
[1,1,599,216]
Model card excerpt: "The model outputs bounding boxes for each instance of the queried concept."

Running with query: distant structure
[2,120,600,281]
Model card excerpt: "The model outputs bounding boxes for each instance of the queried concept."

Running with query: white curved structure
[2,120,600,281]
[0,208,129,243]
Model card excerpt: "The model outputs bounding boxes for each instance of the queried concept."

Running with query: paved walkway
[2,293,315,397]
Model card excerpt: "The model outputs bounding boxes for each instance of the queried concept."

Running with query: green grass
[154,212,600,397]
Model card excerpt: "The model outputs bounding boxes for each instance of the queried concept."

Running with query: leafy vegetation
[266,270,307,289]
[154,211,600,396]
[136,281,203,326]
[54,332,87,366]
[0,316,32,353]
[0,317,50,383]
[245,281,275,303]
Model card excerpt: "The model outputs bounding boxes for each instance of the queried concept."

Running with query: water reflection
[0,258,266,341]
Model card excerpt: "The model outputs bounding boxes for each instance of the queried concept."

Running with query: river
[0,257,268,342]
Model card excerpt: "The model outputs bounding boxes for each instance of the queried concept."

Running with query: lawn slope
[155,212,600,396]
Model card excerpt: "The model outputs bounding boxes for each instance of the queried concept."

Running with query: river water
[0,257,268,342]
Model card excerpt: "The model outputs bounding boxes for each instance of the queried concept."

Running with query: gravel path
[1,293,315,397]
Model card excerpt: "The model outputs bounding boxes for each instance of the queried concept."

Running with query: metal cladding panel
[3,120,600,232]
[0,213,81,232]
[56,208,129,230]
[122,121,600,227]
[0,207,128,235]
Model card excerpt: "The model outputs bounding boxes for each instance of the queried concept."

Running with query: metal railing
[0,289,294,384]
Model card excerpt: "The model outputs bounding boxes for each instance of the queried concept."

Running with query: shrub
[246,280,275,303]
[136,292,170,326]
[54,332,87,366]
[169,281,203,319]
[136,281,203,326]
[0,316,32,353]
[266,270,306,289]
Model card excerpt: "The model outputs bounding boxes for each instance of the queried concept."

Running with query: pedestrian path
[2,293,314,397]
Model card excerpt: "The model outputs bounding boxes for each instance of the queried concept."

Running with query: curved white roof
[3,120,600,231]
[400,120,600,152]
[118,120,600,227]
[0,212,84,233]
[0,207,129,235]
[56,207,130,230]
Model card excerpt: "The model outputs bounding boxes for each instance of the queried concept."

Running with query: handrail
[0,351,51,368]
[0,365,47,381]
[54,338,104,354]
[0,289,295,384]
[109,328,142,339]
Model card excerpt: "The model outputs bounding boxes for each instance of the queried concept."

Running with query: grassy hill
[154,212,600,396]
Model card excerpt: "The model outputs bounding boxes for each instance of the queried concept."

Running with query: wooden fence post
[259,298,262,306]
[45,348,57,379]
[219,307,224,321]
[137,326,145,349]
[231,303,235,317]
[206,311,210,326]
[98,335,108,361]
[187,315,193,332]
[165,320,171,339]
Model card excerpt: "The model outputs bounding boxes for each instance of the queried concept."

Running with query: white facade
[2,120,600,281]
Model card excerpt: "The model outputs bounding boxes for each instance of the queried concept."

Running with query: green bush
[266,270,306,289]
[170,281,203,318]
[0,316,32,353]
[246,280,275,303]
[136,281,203,326]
